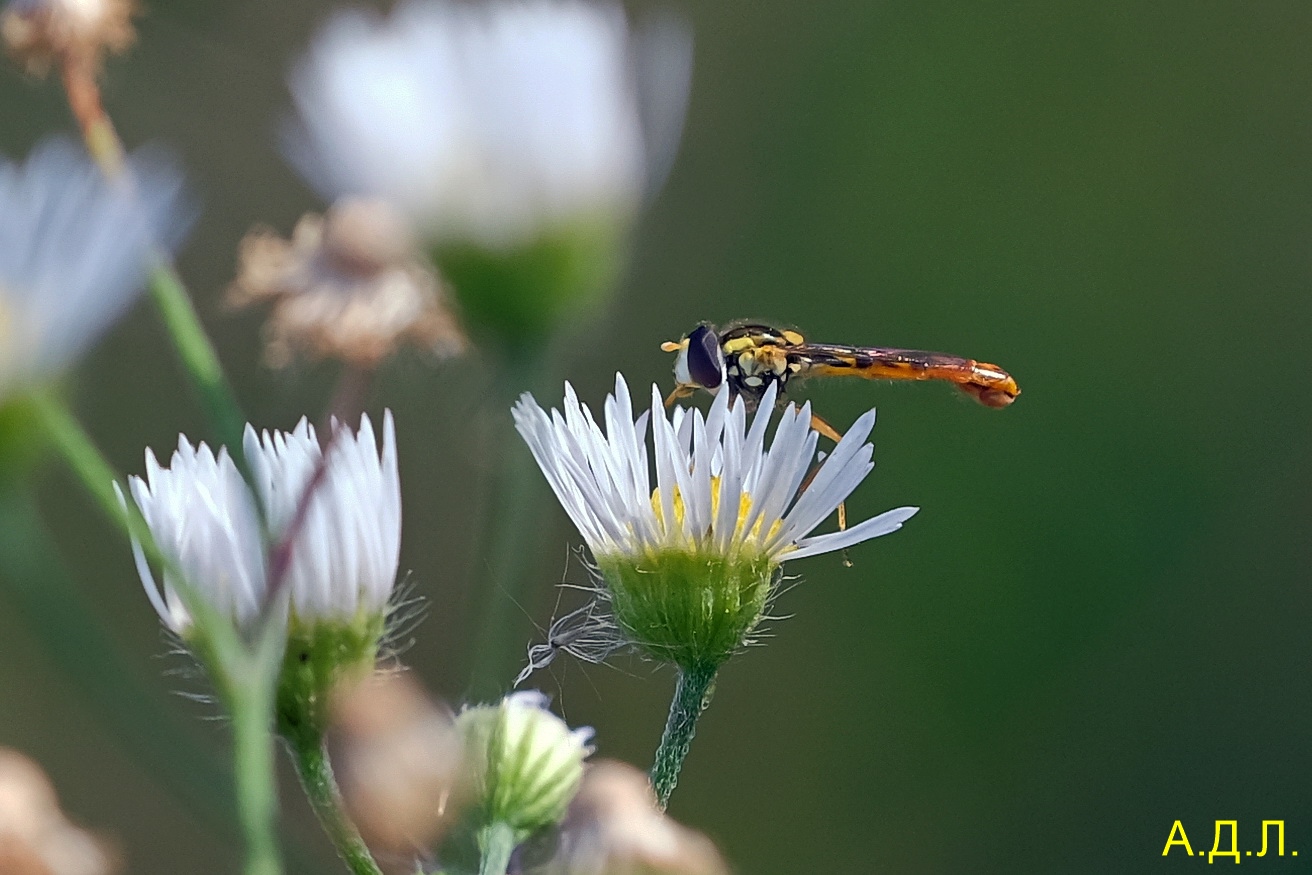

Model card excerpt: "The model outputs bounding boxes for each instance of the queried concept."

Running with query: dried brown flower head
[326,672,466,863]
[228,197,467,369]
[553,760,730,875]
[1,0,135,75]
[0,748,119,875]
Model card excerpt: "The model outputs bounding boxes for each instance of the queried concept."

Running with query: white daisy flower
[516,373,917,564]
[0,138,188,404]
[284,0,685,250]
[513,374,917,669]
[123,411,401,636]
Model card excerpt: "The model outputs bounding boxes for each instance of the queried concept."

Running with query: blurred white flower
[284,0,688,249]
[0,138,188,404]
[122,411,401,635]
[515,374,918,565]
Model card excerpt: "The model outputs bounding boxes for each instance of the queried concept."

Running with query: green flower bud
[457,691,594,840]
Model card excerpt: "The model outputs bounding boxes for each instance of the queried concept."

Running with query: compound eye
[686,325,724,389]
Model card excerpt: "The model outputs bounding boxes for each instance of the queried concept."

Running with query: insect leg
[664,385,695,408]
[808,411,844,444]
[804,411,853,566]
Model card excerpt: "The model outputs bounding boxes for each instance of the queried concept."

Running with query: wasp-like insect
[661,323,1018,560]
[662,323,1019,438]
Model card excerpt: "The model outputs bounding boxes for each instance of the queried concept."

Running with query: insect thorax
[719,325,802,408]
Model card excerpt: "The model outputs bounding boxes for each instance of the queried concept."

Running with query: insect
[514,598,619,687]
[662,322,1019,439]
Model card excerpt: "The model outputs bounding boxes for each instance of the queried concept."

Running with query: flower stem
[476,821,518,875]
[0,485,242,842]
[60,57,125,174]
[27,390,159,557]
[288,733,385,875]
[147,261,254,480]
[650,663,718,810]
[467,344,558,697]
[58,62,255,490]
[229,659,285,875]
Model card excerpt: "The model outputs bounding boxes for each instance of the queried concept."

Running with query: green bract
[434,218,625,349]
[598,550,777,672]
[275,612,386,746]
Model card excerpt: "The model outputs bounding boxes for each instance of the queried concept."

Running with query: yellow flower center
[648,475,782,549]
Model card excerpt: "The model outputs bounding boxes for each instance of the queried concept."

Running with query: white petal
[787,506,919,560]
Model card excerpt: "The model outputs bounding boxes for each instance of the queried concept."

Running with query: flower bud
[456,691,593,840]
[122,412,403,739]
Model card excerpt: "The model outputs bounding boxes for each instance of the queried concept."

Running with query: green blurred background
[4,0,1312,872]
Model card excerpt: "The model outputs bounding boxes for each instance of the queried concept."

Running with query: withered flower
[0,748,118,875]
[552,760,729,875]
[228,197,466,369]
[326,672,465,862]
[1,0,135,75]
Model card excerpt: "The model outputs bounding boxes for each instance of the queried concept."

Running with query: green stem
[477,821,518,875]
[148,261,253,481]
[467,345,558,698]
[229,660,284,875]
[27,390,159,557]
[288,733,385,875]
[650,663,718,810]
[0,485,241,840]
[59,72,252,491]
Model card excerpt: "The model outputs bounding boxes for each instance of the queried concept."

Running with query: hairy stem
[289,735,385,875]
[650,663,718,810]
